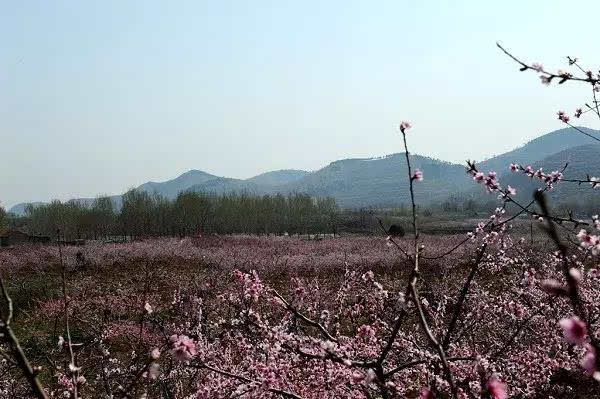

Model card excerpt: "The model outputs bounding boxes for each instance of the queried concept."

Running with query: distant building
[0,228,51,247]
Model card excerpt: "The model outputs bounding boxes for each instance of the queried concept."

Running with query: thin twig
[58,230,79,398]
[442,244,488,350]
[193,363,306,399]
[272,289,338,343]
[401,129,458,398]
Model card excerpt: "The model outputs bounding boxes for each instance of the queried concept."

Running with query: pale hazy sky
[2,1,600,208]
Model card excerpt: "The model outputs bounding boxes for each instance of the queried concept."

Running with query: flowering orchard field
[0,227,598,398]
[2,46,600,398]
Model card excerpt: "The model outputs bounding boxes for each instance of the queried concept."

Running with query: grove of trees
[23,191,340,241]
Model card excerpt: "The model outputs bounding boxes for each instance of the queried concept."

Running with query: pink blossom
[577,229,592,244]
[412,169,424,181]
[509,163,518,172]
[475,222,485,234]
[581,344,597,375]
[484,172,500,192]
[357,324,376,340]
[559,317,588,345]
[147,362,160,379]
[557,110,570,123]
[399,121,412,133]
[350,371,363,384]
[575,108,583,118]
[169,334,197,362]
[506,185,516,196]
[558,69,572,78]
[487,377,507,399]
[150,348,161,360]
[577,229,600,254]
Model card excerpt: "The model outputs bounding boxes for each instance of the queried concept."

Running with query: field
[0,230,598,398]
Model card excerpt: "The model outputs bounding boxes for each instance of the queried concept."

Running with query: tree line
[21,190,340,241]
[0,206,6,230]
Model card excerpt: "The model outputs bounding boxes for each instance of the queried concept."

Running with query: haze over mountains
[9,127,600,215]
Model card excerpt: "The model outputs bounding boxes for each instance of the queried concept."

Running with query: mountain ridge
[8,127,600,214]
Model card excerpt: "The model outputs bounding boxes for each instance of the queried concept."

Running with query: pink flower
[559,317,588,345]
[557,110,570,123]
[150,348,161,360]
[169,334,197,362]
[399,121,412,133]
[577,229,591,243]
[531,63,544,73]
[350,371,363,384]
[420,387,434,399]
[558,69,572,78]
[575,108,583,118]
[475,222,485,234]
[146,362,160,379]
[506,185,516,196]
[357,324,376,340]
[487,377,507,399]
[412,169,423,181]
[509,163,518,172]
[581,344,597,375]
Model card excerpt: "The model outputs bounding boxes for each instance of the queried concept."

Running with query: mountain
[477,127,600,174]
[280,154,467,208]
[8,127,600,214]
[137,170,219,198]
[188,177,261,195]
[7,202,45,216]
[245,170,310,186]
[180,154,468,207]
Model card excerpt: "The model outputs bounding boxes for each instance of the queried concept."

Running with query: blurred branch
[0,277,48,399]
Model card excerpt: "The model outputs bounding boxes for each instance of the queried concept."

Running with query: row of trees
[23,191,340,241]
[0,205,6,230]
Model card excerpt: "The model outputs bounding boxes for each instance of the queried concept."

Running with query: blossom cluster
[509,163,563,189]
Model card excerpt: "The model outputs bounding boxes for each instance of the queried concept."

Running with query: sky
[2,1,600,208]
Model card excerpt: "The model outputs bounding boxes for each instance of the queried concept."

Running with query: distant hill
[188,177,261,195]
[279,154,466,208]
[7,202,45,216]
[137,170,220,198]
[477,127,600,174]
[245,169,310,186]
[8,127,600,214]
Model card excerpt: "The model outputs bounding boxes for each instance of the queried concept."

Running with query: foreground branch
[0,278,48,399]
